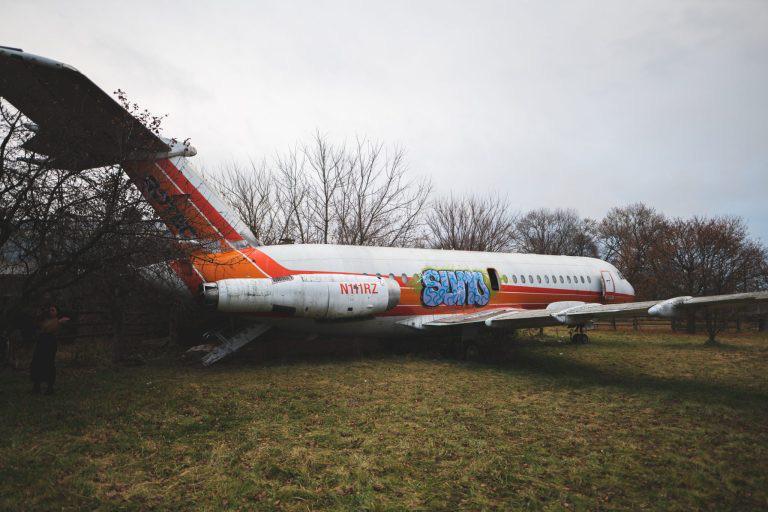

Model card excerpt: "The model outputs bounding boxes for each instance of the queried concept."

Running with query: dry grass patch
[1,330,767,510]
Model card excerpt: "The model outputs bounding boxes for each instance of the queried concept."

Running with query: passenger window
[487,268,500,291]
[376,273,381,278]
[512,275,518,284]
[528,274,533,284]
[552,275,557,283]
[401,273,408,283]
[521,275,526,284]
[574,275,578,283]
[544,275,550,284]
[567,276,571,283]
[536,275,542,283]
[587,276,592,284]
[389,273,395,280]
[580,276,585,283]
[559,275,564,283]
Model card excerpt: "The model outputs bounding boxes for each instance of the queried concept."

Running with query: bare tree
[598,203,669,299]
[304,133,346,244]
[273,133,349,244]
[425,194,517,252]
[334,138,431,247]
[214,134,431,247]
[654,216,766,295]
[213,160,286,245]
[652,216,767,341]
[0,98,190,360]
[514,208,598,256]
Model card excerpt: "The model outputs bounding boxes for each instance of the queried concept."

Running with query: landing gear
[571,332,589,344]
[447,327,484,361]
[570,325,590,344]
[464,342,481,361]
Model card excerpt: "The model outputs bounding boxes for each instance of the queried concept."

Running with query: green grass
[2,330,768,511]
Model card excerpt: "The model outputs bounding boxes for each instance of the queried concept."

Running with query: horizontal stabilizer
[0,46,169,170]
[1,46,257,248]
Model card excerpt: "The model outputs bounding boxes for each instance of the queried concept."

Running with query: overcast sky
[5,1,768,241]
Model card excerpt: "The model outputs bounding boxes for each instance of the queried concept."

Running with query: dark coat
[30,332,57,384]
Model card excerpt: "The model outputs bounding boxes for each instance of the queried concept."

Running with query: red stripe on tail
[156,159,244,243]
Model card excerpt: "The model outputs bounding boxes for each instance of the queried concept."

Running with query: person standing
[30,305,69,395]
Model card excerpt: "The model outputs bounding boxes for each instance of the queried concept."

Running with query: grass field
[2,330,768,511]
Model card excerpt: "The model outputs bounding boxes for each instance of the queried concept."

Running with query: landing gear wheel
[464,343,481,361]
[570,332,589,344]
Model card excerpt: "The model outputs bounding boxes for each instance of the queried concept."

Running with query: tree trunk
[611,318,617,331]
[0,332,9,368]
[110,289,125,363]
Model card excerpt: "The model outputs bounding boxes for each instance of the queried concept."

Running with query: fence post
[169,301,180,346]
[686,312,696,334]
[110,287,126,364]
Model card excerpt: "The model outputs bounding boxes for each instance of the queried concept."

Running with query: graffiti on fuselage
[421,269,491,307]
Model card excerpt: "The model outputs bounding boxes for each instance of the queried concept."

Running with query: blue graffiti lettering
[421,269,490,307]
[422,269,444,307]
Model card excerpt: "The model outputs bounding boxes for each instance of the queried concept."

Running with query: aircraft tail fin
[123,154,256,247]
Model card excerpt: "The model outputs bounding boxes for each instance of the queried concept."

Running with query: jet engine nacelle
[202,274,400,320]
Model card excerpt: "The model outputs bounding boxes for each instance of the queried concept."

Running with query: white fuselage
[218,244,636,336]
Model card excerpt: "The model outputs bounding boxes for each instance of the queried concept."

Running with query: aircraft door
[601,270,616,303]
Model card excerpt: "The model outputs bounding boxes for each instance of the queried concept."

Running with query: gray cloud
[4,0,767,241]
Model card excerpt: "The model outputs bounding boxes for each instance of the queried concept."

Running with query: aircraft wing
[0,46,169,170]
[416,308,560,329]
[401,292,768,330]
